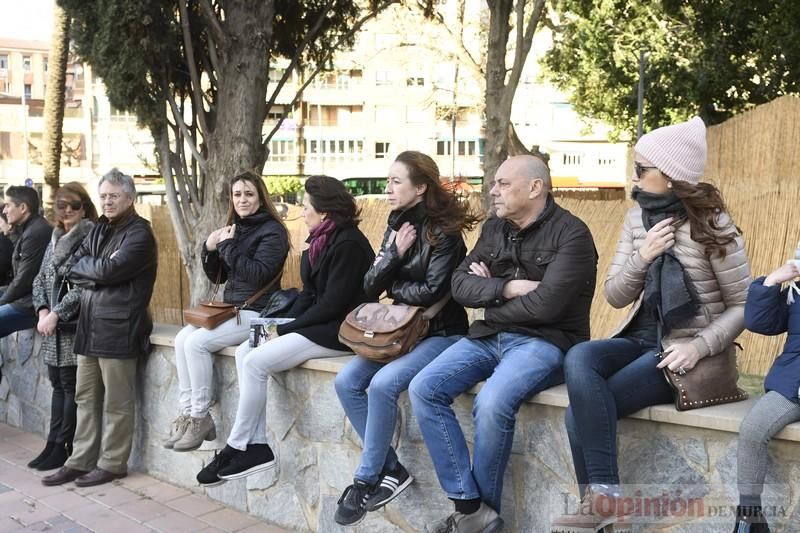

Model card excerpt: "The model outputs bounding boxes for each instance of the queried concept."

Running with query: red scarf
[308,218,337,266]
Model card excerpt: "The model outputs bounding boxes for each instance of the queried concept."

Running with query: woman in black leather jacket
[333,151,481,525]
[165,171,289,453]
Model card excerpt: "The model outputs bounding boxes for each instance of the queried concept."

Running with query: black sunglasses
[56,199,84,211]
[634,162,658,179]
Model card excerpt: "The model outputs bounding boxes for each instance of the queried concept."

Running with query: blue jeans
[563,337,672,490]
[335,335,461,485]
[409,333,565,511]
[0,303,36,339]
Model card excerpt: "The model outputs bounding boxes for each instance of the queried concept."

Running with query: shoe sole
[366,475,414,511]
[551,522,632,533]
[485,517,504,533]
[218,459,276,480]
[334,511,367,527]
[198,478,227,487]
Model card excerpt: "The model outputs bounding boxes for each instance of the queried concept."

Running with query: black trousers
[47,364,78,445]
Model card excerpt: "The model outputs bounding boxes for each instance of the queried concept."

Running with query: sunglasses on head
[634,161,658,179]
[56,199,84,211]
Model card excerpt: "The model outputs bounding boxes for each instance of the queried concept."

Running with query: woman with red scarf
[195,175,374,486]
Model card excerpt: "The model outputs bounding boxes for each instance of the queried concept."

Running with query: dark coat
[745,276,800,402]
[32,219,95,366]
[0,214,52,313]
[201,210,289,312]
[68,210,158,359]
[276,224,374,349]
[0,232,13,286]
[452,194,597,353]
[363,202,469,337]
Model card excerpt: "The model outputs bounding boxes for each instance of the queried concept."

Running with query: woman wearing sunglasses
[551,117,752,533]
[28,183,98,471]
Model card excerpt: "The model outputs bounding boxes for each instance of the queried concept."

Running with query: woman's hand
[638,218,676,262]
[764,261,800,287]
[395,222,417,258]
[37,311,59,336]
[206,225,235,251]
[656,342,702,373]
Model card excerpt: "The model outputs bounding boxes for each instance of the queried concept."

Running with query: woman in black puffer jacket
[165,171,289,453]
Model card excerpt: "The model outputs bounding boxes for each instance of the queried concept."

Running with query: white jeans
[174,310,259,418]
[227,333,350,450]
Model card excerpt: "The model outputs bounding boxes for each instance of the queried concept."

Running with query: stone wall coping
[151,323,800,443]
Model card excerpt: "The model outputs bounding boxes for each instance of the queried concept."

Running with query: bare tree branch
[158,128,192,256]
[507,0,545,101]
[178,0,210,136]
[198,0,226,48]
[262,0,398,148]
[165,85,207,168]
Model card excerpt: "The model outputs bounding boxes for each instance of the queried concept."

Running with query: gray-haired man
[43,169,158,488]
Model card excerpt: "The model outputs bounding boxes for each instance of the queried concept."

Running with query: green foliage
[543,0,800,138]
[264,176,303,198]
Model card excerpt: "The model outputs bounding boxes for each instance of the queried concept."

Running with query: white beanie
[634,116,707,184]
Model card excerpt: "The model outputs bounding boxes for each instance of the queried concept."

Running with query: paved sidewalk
[0,423,286,532]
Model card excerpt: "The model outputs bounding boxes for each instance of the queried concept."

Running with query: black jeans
[563,337,672,489]
[47,364,78,445]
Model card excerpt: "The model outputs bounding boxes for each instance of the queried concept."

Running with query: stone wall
[2,330,800,532]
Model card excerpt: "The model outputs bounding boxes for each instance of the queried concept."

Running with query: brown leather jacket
[606,206,751,357]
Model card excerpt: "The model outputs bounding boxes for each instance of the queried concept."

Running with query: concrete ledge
[150,323,800,443]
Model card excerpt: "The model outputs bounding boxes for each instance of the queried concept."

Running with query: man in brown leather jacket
[42,169,157,488]
[410,155,598,533]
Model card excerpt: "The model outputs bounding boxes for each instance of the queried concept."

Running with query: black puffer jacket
[201,209,289,312]
[0,214,52,313]
[363,202,468,337]
[276,224,375,349]
[68,210,158,359]
[452,194,597,353]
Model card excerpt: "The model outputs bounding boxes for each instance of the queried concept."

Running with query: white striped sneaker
[365,462,414,511]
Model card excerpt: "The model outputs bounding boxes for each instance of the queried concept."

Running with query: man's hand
[502,279,540,299]
[468,261,492,278]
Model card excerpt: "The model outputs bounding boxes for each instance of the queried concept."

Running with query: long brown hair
[55,182,99,229]
[225,171,286,232]
[393,151,482,241]
[670,179,739,258]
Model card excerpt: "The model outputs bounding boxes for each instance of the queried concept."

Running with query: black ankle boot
[35,442,69,471]
[27,441,55,469]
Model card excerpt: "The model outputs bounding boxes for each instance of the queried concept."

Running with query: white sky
[0,0,54,42]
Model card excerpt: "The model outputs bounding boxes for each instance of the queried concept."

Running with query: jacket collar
[51,219,95,266]
[504,193,556,236]
[101,206,138,229]
[307,224,356,276]
[388,201,427,231]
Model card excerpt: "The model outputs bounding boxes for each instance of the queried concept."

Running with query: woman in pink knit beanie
[551,117,753,533]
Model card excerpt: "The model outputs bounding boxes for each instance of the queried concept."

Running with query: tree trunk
[41,4,71,214]
[482,0,514,207]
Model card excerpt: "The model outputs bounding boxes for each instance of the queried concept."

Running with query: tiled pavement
[0,423,287,532]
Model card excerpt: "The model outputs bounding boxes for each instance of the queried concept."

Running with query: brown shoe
[74,467,127,487]
[41,466,89,486]
[550,486,632,533]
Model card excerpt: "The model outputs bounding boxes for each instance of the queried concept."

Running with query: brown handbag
[338,295,450,363]
[183,269,282,330]
[659,344,748,411]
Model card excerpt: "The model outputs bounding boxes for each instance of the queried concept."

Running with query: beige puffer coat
[606,206,751,357]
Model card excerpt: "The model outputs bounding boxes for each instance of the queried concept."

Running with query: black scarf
[632,187,697,332]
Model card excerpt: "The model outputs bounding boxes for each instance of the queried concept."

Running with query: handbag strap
[422,291,451,320]
[240,269,283,311]
[385,225,449,320]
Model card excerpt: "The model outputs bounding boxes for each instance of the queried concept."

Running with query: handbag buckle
[363,330,375,339]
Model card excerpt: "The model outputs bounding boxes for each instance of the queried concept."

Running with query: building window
[597,157,615,166]
[375,71,392,86]
[436,140,451,156]
[562,153,583,166]
[24,84,32,99]
[375,142,390,159]
[44,57,48,72]
[406,76,425,87]
[23,56,31,71]
[0,54,8,71]
[269,68,285,84]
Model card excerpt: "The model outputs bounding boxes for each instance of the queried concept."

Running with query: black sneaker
[366,462,414,511]
[217,443,276,480]
[335,479,376,526]
[197,446,237,486]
